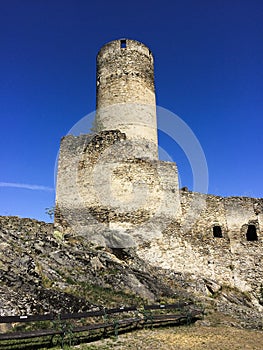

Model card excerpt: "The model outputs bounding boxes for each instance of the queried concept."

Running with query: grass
[61,280,145,307]
[71,325,263,350]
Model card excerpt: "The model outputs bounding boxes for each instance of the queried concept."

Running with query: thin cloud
[0,182,54,192]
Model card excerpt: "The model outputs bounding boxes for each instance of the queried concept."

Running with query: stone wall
[178,191,263,240]
[55,129,181,248]
[136,190,263,304]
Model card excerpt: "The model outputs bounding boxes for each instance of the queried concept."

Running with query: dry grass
[74,325,263,350]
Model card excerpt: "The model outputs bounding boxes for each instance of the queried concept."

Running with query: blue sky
[0,0,262,222]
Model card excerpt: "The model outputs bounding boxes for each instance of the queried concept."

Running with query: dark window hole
[213,226,222,238]
[120,40,126,49]
[246,224,258,241]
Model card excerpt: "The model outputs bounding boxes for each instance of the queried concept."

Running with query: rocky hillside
[0,216,262,330]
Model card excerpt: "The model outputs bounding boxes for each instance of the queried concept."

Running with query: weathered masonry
[55,39,263,301]
[55,39,181,247]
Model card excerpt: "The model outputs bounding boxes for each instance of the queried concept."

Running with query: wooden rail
[0,305,138,324]
[0,302,204,348]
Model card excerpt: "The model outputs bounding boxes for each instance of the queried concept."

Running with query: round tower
[95,39,158,159]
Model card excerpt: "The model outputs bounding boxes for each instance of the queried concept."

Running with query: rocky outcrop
[0,216,184,316]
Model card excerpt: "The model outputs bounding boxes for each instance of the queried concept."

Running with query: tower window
[246,224,258,241]
[213,226,222,238]
[120,40,126,49]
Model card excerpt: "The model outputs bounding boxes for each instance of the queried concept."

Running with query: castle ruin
[55,39,263,300]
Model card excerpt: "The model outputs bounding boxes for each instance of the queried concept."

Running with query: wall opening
[120,40,126,49]
[213,226,222,238]
[246,224,258,241]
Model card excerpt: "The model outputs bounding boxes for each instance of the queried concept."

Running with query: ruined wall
[56,126,263,301]
[55,130,181,248]
[137,190,263,303]
[178,191,263,240]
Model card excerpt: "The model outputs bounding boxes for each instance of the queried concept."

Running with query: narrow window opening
[120,40,126,49]
[213,226,222,238]
[246,224,258,241]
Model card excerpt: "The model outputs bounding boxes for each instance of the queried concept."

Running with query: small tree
[45,206,55,219]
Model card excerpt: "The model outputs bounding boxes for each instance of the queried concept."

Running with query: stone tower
[95,39,158,160]
[55,39,181,248]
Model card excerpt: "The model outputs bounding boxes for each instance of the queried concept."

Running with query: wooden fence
[0,302,204,349]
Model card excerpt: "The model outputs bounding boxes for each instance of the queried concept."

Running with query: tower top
[97,38,153,61]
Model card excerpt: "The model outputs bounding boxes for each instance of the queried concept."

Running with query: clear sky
[0,0,262,222]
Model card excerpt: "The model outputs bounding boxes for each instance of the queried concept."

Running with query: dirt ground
[75,325,263,350]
